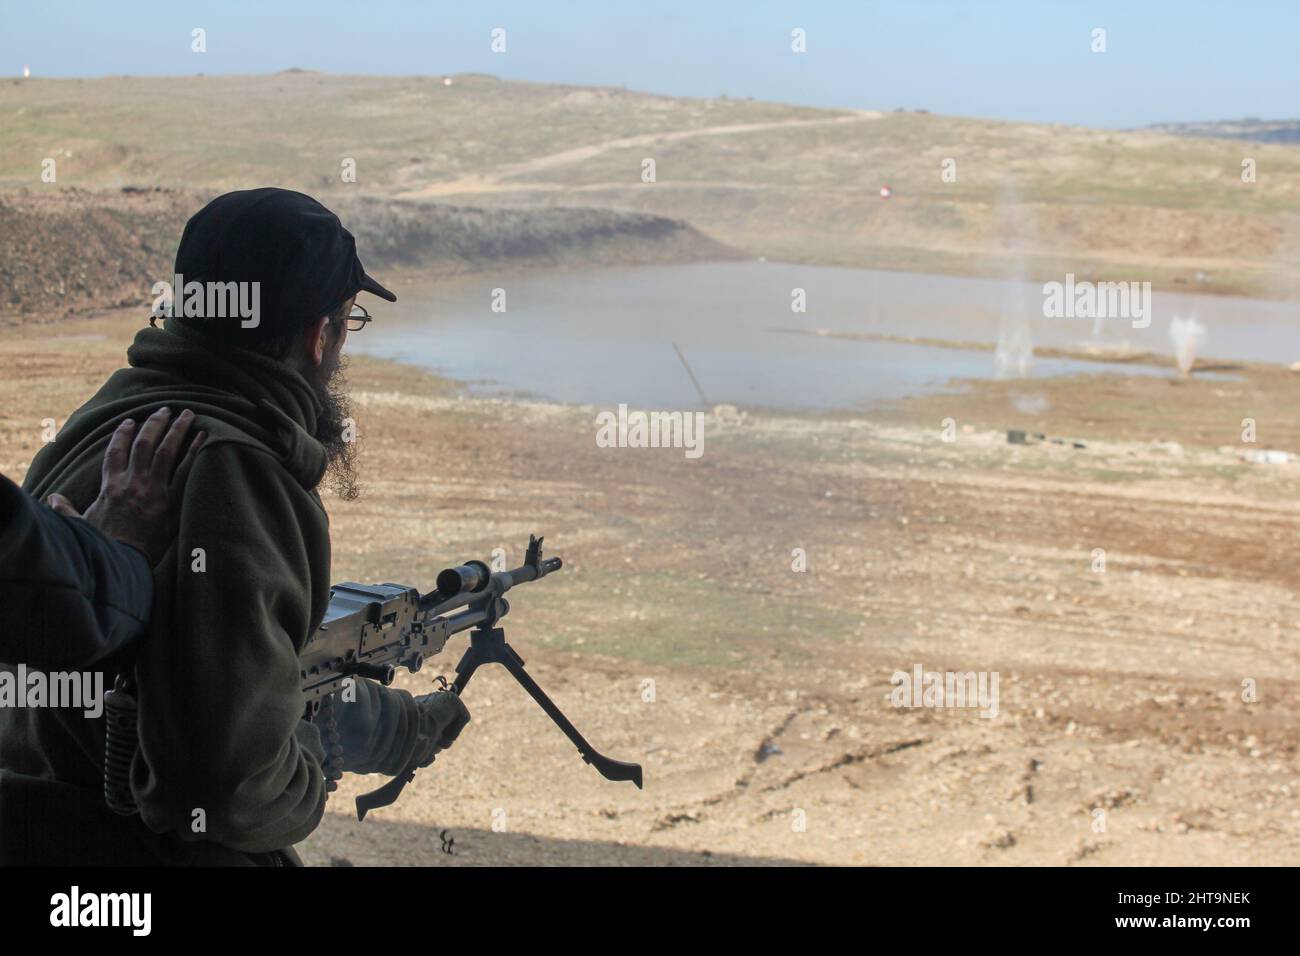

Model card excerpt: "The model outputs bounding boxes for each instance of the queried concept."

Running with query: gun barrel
[499,555,563,590]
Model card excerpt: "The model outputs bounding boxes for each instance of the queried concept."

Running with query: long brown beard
[310,353,360,501]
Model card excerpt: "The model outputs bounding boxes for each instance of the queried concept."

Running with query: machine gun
[300,535,643,820]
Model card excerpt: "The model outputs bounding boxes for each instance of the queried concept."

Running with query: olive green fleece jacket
[1,321,425,862]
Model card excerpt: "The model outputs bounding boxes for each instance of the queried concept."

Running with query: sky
[2,0,1296,129]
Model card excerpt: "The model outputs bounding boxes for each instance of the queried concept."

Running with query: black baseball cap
[172,187,395,342]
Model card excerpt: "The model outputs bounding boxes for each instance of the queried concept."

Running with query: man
[0,409,204,668]
[1,188,468,866]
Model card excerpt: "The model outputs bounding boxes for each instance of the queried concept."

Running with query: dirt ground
[2,303,1297,866]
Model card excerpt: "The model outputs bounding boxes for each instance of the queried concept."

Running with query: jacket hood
[25,323,330,498]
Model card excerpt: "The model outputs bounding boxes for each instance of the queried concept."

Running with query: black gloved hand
[412,691,471,768]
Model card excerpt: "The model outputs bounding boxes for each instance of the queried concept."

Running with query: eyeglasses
[345,303,372,332]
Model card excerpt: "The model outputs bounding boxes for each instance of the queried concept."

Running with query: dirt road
[396,113,880,199]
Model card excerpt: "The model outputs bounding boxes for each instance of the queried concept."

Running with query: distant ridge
[0,188,739,324]
[1142,119,1300,144]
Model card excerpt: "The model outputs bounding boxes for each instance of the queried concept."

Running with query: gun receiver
[299,535,643,820]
